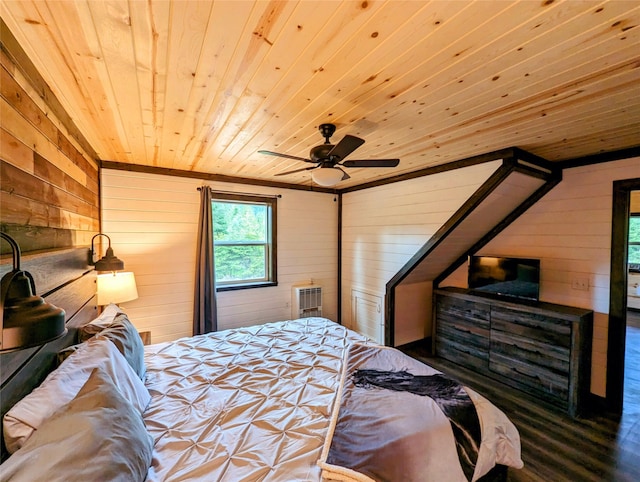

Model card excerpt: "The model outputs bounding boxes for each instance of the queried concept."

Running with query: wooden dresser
[434,287,593,417]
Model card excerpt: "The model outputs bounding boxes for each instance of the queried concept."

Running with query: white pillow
[3,336,150,454]
[0,367,154,482]
[78,303,125,342]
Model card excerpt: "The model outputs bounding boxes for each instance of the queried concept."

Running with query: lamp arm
[1,232,21,271]
[90,233,112,265]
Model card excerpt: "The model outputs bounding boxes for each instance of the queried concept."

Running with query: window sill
[216,281,278,292]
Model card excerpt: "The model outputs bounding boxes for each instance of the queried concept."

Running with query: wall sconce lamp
[0,233,67,353]
[90,233,125,272]
[90,233,138,306]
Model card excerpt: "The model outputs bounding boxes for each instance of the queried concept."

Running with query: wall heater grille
[292,285,322,319]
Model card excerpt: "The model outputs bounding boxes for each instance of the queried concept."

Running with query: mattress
[142,317,522,481]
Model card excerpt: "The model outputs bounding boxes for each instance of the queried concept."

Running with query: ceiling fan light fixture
[312,167,344,187]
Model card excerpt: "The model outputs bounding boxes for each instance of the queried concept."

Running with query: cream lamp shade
[96,272,138,305]
[311,167,344,187]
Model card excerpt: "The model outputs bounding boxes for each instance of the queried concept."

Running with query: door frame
[607,178,640,413]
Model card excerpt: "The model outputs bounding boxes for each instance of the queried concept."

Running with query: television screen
[468,256,540,301]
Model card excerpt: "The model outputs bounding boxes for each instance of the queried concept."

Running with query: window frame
[211,193,277,292]
[629,213,640,266]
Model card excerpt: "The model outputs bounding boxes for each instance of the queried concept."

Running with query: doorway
[607,179,640,413]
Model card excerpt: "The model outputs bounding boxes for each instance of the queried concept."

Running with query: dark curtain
[193,186,217,334]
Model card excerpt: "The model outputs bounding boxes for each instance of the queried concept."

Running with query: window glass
[212,194,276,289]
[629,215,640,264]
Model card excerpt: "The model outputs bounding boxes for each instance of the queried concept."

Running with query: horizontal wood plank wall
[0,47,99,252]
[341,160,501,344]
[0,29,99,458]
[441,156,640,397]
[100,169,338,344]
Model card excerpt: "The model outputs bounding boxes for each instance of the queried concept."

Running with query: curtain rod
[197,186,282,198]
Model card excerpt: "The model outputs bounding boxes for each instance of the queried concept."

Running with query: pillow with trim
[0,367,154,482]
[3,337,150,454]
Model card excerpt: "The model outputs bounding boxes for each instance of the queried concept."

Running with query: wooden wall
[0,43,100,455]
[100,168,338,344]
[340,160,501,345]
[441,156,640,397]
[0,47,99,253]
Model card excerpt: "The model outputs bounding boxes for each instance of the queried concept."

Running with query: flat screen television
[468,255,540,301]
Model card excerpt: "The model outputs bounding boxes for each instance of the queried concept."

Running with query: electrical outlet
[571,278,589,291]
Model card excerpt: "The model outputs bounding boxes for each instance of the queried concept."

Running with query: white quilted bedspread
[143,318,370,482]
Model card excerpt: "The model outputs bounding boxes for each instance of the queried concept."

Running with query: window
[212,193,277,290]
[630,214,640,264]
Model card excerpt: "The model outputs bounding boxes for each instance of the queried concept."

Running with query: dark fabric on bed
[353,369,482,481]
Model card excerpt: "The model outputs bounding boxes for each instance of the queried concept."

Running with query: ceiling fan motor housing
[310,144,335,162]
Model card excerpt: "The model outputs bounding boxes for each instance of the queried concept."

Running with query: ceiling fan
[258,123,399,186]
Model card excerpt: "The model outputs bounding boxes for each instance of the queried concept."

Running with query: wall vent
[292,285,322,319]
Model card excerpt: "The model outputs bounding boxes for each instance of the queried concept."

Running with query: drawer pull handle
[509,344,542,356]
[513,367,541,381]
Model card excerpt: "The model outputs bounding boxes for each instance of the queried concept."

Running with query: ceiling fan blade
[328,135,364,160]
[258,150,311,162]
[342,159,400,168]
[336,167,350,181]
[275,166,318,176]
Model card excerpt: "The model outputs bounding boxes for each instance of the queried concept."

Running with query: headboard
[0,248,97,460]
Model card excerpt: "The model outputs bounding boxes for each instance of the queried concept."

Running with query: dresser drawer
[490,351,569,402]
[435,339,489,373]
[436,296,490,330]
[490,305,571,348]
[489,305,571,402]
[437,320,489,355]
[435,294,490,368]
[490,331,569,375]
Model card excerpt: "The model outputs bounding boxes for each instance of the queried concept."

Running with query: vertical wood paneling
[100,169,338,344]
[4,0,638,183]
[341,161,501,336]
[462,157,640,397]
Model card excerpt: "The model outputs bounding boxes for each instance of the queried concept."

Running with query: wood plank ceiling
[2,0,639,188]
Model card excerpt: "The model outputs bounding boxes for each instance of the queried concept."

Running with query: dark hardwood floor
[400,312,640,482]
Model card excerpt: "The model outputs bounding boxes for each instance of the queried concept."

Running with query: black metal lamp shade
[90,234,125,272]
[0,233,67,353]
[94,246,125,272]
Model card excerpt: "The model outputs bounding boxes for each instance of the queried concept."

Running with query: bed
[1,307,523,481]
